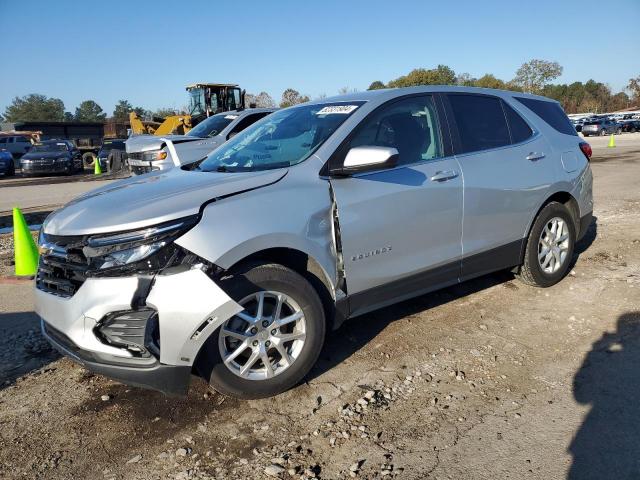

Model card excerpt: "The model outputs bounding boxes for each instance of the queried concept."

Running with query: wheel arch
[223,247,338,332]
[519,191,580,264]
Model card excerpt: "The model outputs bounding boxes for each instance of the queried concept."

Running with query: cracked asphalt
[0,134,638,479]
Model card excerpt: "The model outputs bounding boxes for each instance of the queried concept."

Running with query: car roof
[306,85,558,106]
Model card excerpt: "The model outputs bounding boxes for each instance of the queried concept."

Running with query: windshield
[31,143,68,152]
[188,88,206,116]
[187,113,235,138]
[198,102,364,172]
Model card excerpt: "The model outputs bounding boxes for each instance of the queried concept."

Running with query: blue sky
[1,0,638,115]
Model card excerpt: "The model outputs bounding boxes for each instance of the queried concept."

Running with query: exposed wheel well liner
[225,247,337,330]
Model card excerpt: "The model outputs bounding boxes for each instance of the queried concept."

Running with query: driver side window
[349,96,443,166]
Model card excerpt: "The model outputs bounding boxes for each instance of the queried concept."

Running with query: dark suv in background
[97,138,127,171]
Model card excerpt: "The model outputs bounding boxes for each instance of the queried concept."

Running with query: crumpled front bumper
[36,268,242,395]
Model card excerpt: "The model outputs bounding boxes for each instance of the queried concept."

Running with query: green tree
[154,108,179,118]
[280,89,310,108]
[473,74,507,90]
[113,99,134,122]
[368,80,386,90]
[74,100,106,122]
[387,65,457,88]
[513,59,563,94]
[64,111,74,121]
[3,93,65,122]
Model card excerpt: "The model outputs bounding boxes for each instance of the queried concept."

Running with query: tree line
[368,60,639,114]
[2,60,639,123]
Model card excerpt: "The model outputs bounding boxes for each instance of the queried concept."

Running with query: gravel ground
[0,138,638,479]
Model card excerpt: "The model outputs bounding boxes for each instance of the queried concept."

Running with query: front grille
[36,233,89,297]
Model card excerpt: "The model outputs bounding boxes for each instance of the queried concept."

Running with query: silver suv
[36,87,593,399]
[126,108,275,174]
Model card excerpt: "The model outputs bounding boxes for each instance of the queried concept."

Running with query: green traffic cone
[94,156,102,175]
[607,134,616,148]
[12,207,39,277]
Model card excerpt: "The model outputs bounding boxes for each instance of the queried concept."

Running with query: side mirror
[331,146,399,176]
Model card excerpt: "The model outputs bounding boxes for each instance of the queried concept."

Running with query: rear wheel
[599,129,607,136]
[517,202,576,287]
[197,263,326,399]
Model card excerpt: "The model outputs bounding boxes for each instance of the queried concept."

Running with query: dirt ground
[0,134,638,480]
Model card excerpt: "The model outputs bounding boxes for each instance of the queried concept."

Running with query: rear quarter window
[502,102,533,143]
[514,97,577,136]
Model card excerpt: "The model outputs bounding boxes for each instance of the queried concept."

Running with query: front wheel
[517,202,576,287]
[197,263,326,399]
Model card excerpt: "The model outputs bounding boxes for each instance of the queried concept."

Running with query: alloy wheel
[218,291,306,380]
[538,217,570,274]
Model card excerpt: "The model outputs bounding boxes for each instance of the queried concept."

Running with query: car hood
[43,167,287,236]
[22,151,68,160]
[125,134,202,153]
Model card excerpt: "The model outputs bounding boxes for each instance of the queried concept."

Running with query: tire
[517,202,576,287]
[82,152,96,170]
[599,129,606,136]
[197,263,326,399]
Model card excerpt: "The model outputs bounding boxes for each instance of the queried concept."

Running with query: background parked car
[0,135,32,160]
[620,119,640,133]
[97,138,127,172]
[126,108,276,175]
[0,149,15,177]
[581,119,621,136]
[20,140,82,176]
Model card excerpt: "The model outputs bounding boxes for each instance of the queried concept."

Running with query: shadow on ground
[569,311,640,479]
[0,311,59,389]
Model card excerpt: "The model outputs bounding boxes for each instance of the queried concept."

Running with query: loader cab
[187,83,245,126]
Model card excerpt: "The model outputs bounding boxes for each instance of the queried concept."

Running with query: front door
[330,95,463,316]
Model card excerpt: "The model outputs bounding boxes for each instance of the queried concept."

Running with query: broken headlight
[83,216,198,275]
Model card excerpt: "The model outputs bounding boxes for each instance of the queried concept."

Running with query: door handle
[430,170,458,182]
[526,152,545,161]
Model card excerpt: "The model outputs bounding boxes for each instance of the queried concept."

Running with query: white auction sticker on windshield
[224,115,238,120]
[316,105,359,115]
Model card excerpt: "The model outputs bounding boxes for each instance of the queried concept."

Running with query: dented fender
[146,269,243,366]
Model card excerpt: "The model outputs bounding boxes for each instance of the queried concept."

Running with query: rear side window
[448,94,510,153]
[503,102,533,143]
[514,97,577,136]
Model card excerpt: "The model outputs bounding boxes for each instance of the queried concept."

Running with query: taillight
[579,142,592,161]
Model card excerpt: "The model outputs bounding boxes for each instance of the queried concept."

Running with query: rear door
[443,93,553,279]
[329,95,463,316]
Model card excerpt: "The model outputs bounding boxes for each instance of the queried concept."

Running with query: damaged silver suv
[36,87,593,399]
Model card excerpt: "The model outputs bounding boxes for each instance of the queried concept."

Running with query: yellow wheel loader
[129,83,245,136]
